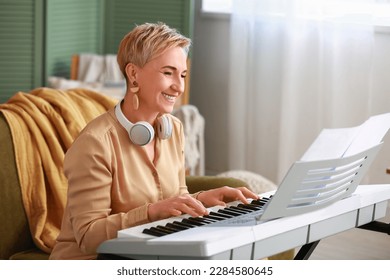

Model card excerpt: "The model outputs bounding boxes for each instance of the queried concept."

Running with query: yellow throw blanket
[0,87,116,253]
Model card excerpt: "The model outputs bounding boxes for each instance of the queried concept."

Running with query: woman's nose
[171,76,185,93]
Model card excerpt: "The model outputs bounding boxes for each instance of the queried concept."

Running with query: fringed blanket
[0,87,116,253]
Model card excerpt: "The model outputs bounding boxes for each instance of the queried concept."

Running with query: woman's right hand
[148,194,208,222]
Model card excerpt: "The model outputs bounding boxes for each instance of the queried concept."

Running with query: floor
[308,204,390,260]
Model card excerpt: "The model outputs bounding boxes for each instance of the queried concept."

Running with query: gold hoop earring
[132,94,139,110]
[131,81,139,110]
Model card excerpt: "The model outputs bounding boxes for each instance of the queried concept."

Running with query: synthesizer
[98,185,390,259]
[98,144,388,259]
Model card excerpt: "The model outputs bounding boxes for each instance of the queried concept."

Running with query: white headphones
[115,101,172,146]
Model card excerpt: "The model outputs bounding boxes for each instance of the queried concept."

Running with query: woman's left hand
[196,186,259,208]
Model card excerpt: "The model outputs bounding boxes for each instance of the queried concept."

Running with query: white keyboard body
[97,185,390,259]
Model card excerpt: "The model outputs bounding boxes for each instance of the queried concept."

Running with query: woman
[50,22,257,260]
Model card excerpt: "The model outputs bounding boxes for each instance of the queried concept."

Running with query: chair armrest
[185,176,249,194]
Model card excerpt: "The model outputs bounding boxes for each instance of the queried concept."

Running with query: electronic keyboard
[140,196,272,238]
[98,184,390,259]
[97,144,390,259]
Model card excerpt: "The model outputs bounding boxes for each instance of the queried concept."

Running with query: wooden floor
[308,204,390,260]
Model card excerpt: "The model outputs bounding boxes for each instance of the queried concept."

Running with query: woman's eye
[163,72,173,76]
[181,74,186,79]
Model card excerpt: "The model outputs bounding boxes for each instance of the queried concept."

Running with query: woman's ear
[125,63,138,83]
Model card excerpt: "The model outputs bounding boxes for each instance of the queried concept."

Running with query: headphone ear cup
[129,121,154,146]
[157,115,172,140]
[115,101,155,146]
[115,101,172,144]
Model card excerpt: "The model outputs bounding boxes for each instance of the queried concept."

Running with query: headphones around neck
[115,101,172,146]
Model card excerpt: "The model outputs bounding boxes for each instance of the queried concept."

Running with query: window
[201,0,233,14]
[202,0,390,27]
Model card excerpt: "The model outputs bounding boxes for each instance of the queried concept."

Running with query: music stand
[260,143,383,220]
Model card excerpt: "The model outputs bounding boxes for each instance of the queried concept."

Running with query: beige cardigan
[50,109,194,259]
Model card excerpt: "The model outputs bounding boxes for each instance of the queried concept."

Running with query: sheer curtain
[228,0,390,184]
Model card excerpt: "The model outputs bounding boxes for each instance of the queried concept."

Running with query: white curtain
[228,0,390,184]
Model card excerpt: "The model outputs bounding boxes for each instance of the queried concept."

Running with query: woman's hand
[197,186,259,208]
[148,194,208,222]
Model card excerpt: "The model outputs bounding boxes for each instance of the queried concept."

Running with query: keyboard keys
[250,198,269,206]
[173,221,195,228]
[218,209,241,216]
[142,227,167,237]
[142,197,271,237]
[181,218,207,226]
[203,214,224,221]
[209,211,233,219]
[188,217,213,224]
[229,205,253,213]
[237,203,262,211]
[165,222,188,231]
[156,225,177,234]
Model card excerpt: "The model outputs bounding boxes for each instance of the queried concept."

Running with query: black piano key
[173,221,195,228]
[243,202,263,208]
[142,227,167,237]
[209,211,233,219]
[203,214,224,221]
[237,203,262,211]
[250,200,266,206]
[201,216,220,223]
[156,225,177,234]
[229,205,254,213]
[150,226,173,235]
[164,223,188,231]
[251,197,270,204]
[181,218,206,226]
[188,216,213,224]
[218,209,241,216]
[225,206,249,214]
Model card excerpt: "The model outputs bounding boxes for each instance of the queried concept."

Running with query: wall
[190,1,232,175]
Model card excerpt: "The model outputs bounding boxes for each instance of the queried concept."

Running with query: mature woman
[50,22,257,260]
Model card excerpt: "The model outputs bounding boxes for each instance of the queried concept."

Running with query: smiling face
[131,47,187,116]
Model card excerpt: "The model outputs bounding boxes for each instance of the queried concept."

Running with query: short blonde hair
[117,22,191,76]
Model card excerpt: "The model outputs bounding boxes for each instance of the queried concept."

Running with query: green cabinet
[0,0,193,103]
[104,0,194,54]
[0,0,44,102]
[45,0,104,80]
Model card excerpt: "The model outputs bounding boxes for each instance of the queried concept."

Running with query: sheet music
[301,113,390,161]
